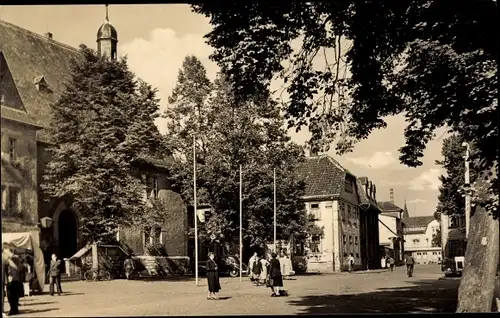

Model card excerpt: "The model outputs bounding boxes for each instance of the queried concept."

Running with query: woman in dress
[259,255,270,286]
[280,251,293,280]
[206,252,221,300]
[269,253,285,297]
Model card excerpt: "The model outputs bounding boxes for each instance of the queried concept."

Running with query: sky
[0,4,449,217]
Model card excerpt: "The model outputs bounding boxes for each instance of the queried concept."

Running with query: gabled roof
[378,201,403,213]
[0,20,82,139]
[403,216,435,234]
[297,155,353,199]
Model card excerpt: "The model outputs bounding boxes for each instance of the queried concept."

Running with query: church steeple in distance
[96,4,118,60]
[402,199,410,219]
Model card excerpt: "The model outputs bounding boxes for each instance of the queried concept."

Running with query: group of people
[2,246,33,316]
[248,250,292,297]
[204,249,293,300]
[2,246,64,317]
[381,255,396,271]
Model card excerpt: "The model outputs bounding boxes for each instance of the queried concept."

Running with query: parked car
[196,255,249,277]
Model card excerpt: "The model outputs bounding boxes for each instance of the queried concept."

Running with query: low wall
[135,256,191,276]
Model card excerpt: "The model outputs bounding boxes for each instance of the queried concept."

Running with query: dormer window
[34,76,49,92]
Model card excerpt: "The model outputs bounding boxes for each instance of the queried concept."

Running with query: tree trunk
[456,206,499,312]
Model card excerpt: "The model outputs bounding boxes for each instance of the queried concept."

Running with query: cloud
[121,28,219,134]
[346,151,397,169]
[409,168,443,191]
[406,198,427,204]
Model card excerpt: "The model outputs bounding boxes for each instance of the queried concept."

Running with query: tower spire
[402,198,409,219]
[105,4,109,22]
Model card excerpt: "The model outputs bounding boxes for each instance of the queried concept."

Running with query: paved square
[8,265,458,316]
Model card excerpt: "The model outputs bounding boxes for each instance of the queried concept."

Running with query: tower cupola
[96,4,118,60]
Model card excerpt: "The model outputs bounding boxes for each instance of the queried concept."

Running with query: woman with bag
[268,253,286,297]
[206,252,221,300]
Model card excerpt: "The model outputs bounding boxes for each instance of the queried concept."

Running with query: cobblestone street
[8,265,459,316]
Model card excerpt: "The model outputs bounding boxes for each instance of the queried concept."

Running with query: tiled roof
[378,201,403,212]
[1,106,43,128]
[0,20,81,141]
[403,216,435,234]
[297,155,349,198]
[1,20,173,169]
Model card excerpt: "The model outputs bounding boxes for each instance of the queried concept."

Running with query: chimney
[45,32,53,39]
[309,149,318,157]
[390,189,394,203]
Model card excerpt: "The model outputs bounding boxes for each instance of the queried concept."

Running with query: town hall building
[1,11,188,266]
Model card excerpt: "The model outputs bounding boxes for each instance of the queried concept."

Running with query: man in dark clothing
[405,255,415,276]
[5,252,22,316]
[48,254,62,296]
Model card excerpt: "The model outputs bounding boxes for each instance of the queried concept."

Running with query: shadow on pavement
[287,278,459,314]
[20,308,59,314]
[22,301,56,306]
[134,275,195,282]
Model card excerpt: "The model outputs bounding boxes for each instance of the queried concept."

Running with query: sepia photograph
[0,1,498,316]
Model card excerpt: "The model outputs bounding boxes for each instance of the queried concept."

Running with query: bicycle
[406,264,414,277]
[83,268,112,281]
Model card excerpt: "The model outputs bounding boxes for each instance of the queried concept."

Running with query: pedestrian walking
[48,254,62,296]
[248,252,257,282]
[388,257,395,272]
[268,253,286,297]
[405,254,415,277]
[124,256,134,280]
[251,255,262,286]
[279,251,293,280]
[347,253,355,273]
[206,252,221,300]
[5,251,22,316]
[381,256,387,269]
[259,255,270,285]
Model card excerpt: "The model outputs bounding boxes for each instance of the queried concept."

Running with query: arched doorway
[58,209,78,259]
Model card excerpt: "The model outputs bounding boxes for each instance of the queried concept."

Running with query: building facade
[0,17,188,262]
[377,201,405,264]
[403,216,442,264]
[297,155,381,272]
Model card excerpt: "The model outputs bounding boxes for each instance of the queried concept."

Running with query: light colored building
[377,201,405,264]
[297,155,381,272]
[403,216,442,264]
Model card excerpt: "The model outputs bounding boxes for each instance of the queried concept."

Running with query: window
[347,205,352,219]
[417,252,421,255]
[349,235,353,244]
[356,253,359,258]
[413,239,420,244]
[310,203,320,220]
[7,187,21,214]
[344,179,353,193]
[8,138,16,162]
[311,235,321,253]
[354,236,358,245]
[342,235,347,244]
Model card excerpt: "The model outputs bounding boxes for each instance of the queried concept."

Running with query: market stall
[2,231,45,293]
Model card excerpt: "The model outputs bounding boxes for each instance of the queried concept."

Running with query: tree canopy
[42,45,165,243]
[192,1,498,215]
[164,56,308,247]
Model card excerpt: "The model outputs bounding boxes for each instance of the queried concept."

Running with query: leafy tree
[192,1,498,312]
[164,55,308,248]
[42,45,165,244]
[435,134,478,219]
[431,227,441,248]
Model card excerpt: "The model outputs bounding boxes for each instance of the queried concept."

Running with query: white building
[403,216,442,264]
[377,201,405,264]
[297,155,381,272]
